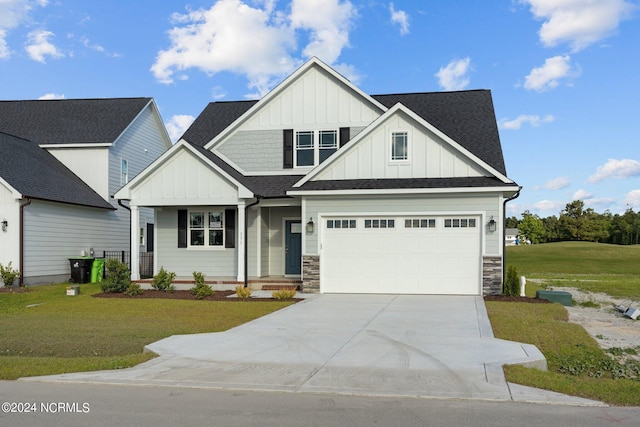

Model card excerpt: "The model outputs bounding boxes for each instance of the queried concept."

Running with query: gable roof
[181,101,257,148]
[0,97,152,145]
[0,132,114,209]
[372,90,506,175]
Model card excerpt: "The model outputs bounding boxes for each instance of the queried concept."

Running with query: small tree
[190,271,213,299]
[503,265,520,297]
[152,267,176,292]
[0,262,20,287]
[101,259,131,293]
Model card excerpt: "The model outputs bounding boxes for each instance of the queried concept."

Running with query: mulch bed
[93,289,300,302]
[0,287,30,293]
[484,295,551,303]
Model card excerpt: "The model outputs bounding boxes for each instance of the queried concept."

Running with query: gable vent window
[391,131,408,161]
[121,159,129,185]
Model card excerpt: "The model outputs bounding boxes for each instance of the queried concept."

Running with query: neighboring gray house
[115,58,520,295]
[0,98,171,284]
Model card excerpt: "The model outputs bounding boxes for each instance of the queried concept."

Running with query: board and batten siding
[312,110,486,181]
[0,184,20,270]
[303,194,501,256]
[22,200,127,284]
[155,208,237,278]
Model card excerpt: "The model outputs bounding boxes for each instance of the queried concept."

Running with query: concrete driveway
[23,294,602,405]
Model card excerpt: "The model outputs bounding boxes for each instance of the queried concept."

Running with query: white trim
[0,177,22,199]
[39,143,113,148]
[288,185,521,197]
[204,57,387,151]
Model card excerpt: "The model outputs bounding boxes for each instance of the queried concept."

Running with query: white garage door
[321,216,481,294]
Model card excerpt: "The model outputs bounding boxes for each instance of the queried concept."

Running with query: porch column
[130,205,140,281]
[236,201,246,282]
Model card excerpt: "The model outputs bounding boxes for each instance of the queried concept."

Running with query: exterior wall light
[1,219,7,232]
[306,217,314,233]
[488,216,497,232]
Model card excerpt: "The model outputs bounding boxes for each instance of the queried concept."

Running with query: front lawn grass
[0,283,294,380]
[484,242,640,406]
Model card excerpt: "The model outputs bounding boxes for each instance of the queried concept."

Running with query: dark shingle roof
[0,98,151,145]
[181,101,256,148]
[0,132,114,209]
[180,89,512,197]
[372,90,506,175]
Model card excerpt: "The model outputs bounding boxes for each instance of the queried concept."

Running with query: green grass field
[0,283,294,380]
[485,241,640,405]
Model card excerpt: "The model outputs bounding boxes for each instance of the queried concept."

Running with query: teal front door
[285,220,302,275]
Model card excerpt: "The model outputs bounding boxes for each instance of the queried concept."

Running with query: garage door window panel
[364,219,395,229]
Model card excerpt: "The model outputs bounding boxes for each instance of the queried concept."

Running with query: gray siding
[260,208,270,276]
[218,130,282,172]
[246,207,259,277]
[156,207,237,277]
[304,193,501,255]
[22,200,127,284]
[110,104,169,252]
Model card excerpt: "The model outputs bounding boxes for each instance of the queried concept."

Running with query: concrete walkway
[23,294,604,406]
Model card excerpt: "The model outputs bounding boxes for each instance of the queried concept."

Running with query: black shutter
[339,127,350,147]
[225,209,236,248]
[177,210,187,248]
[283,129,293,169]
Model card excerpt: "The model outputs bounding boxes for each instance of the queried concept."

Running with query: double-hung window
[189,211,224,247]
[391,131,409,161]
[295,130,338,167]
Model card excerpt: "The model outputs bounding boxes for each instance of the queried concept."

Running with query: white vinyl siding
[0,184,20,269]
[311,109,487,181]
[46,147,110,200]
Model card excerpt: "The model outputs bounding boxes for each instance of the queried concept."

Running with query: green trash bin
[91,258,106,283]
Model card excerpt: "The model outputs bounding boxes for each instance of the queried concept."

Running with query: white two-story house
[115,58,520,295]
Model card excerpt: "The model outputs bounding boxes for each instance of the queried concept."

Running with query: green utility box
[536,290,572,306]
[91,258,106,283]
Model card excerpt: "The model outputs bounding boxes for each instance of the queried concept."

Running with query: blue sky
[1,0,639,218]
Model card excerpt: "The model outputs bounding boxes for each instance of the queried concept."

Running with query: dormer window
[294,130,338,167]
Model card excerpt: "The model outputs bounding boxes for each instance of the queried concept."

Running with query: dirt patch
[553,287,640,352]
[92,289,300,302]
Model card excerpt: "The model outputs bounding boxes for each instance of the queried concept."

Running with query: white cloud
[389,2,410,35]
[541,176,570,190]
[500,114,554,130]
[151,0,357,98]
[624,190,640,209]
[573,188,592,200]
[521,0,636,51]
[165,114,195,143]
[25,30,64,63]
[524,55,579,92]
[290,0,357,62]
[0,0,49,58]
[532,199,565,213]
[435,57,472,91]
[38,93,64,100]
[588,159,640,183]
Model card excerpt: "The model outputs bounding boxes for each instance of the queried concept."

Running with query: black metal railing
[102,251,154,279]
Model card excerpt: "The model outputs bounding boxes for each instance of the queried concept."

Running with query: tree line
[506,200,640,245]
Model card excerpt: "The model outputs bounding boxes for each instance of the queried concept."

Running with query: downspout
[19,197,32,286]
[244,196,262,288]
[502,187,522,288]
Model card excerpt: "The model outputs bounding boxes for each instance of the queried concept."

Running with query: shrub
[503,265,520,297]
[235,285,252,300]
[100,259,131,293]
[0,261,20,287]
[124,282,144,296]
[272,288,297,300]
[190,271,213,300]
[152,267,175,293]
